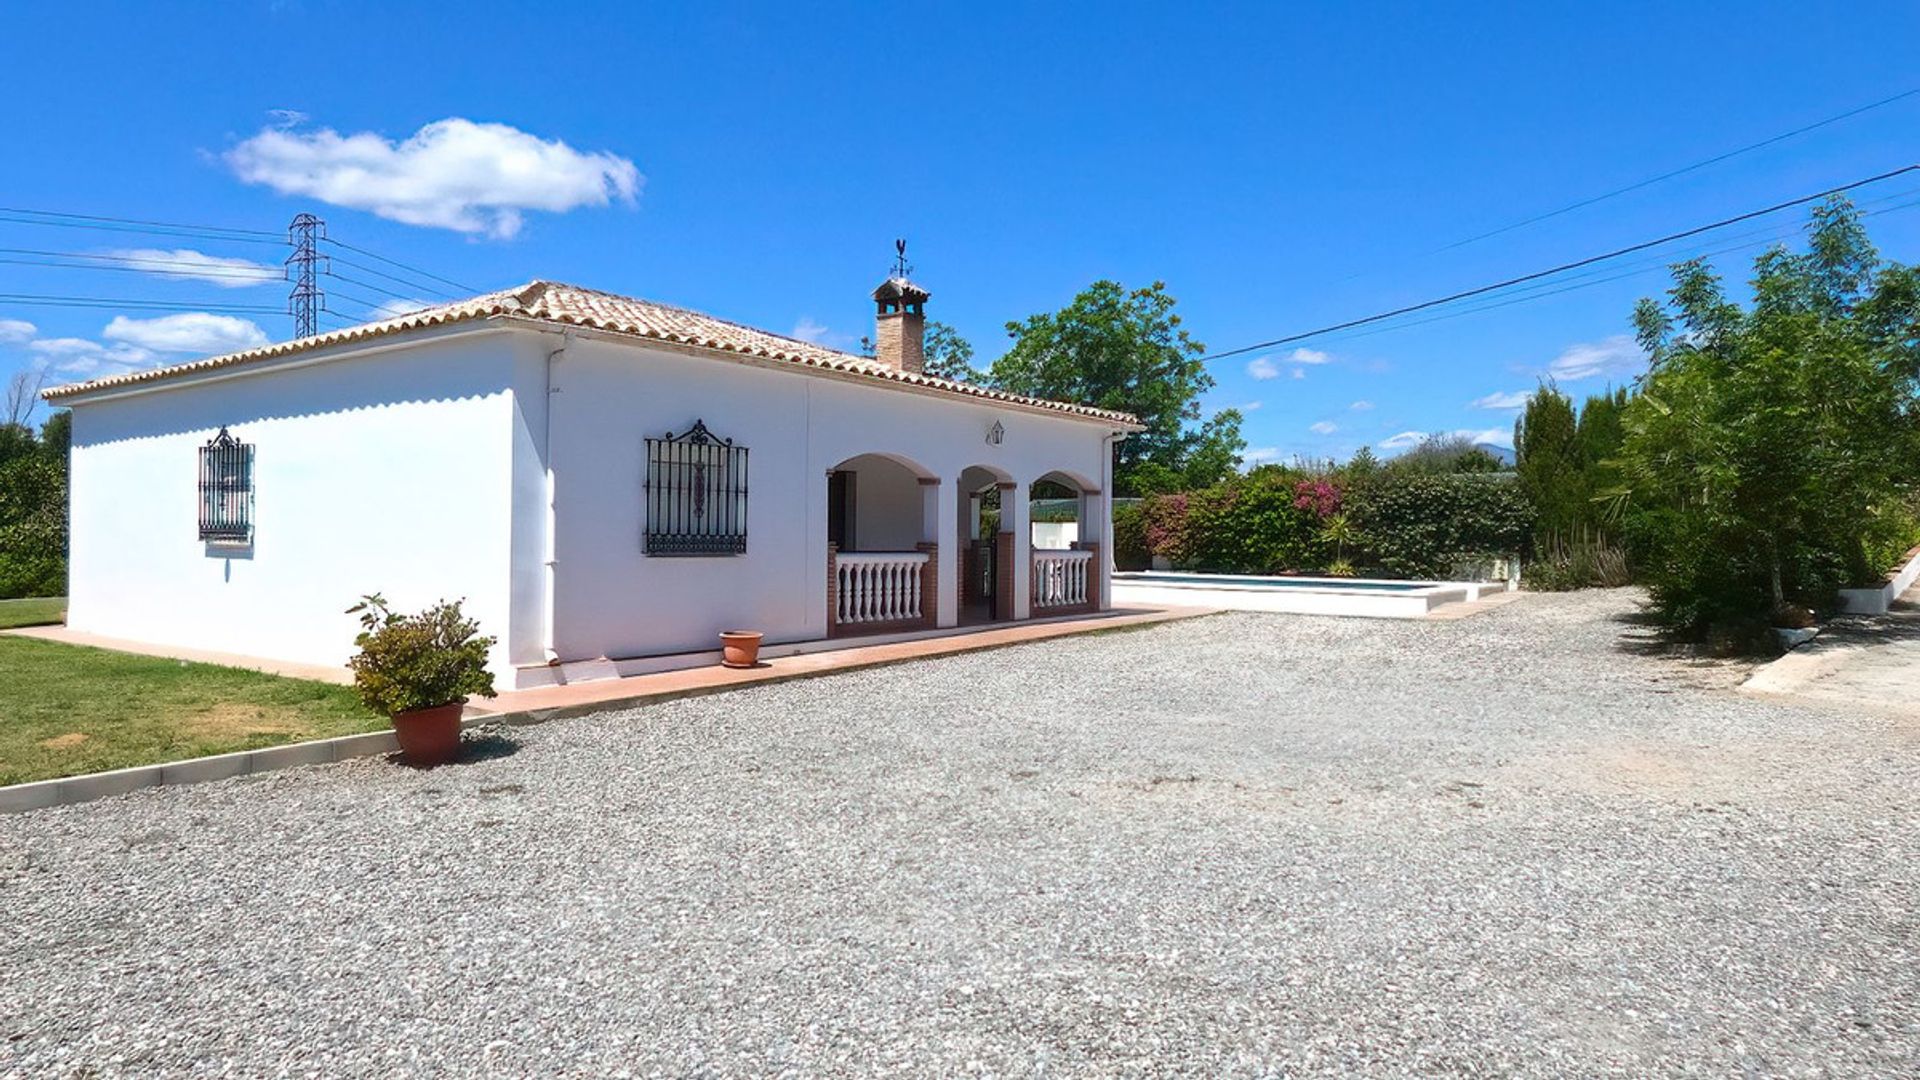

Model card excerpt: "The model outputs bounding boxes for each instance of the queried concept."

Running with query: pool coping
[1112,571,1509,619]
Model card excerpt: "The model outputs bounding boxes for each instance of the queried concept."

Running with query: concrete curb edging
[1837,544,1920,615]
[1,607,1215,815]
[0,729,401,814]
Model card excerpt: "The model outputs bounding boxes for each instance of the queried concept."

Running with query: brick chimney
[871,275,929,374]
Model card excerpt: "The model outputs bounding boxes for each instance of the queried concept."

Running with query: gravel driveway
[3,590,1914,1078]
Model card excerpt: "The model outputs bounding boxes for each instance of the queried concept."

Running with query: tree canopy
[987,280,1237,494]
[1614,196,1920,636]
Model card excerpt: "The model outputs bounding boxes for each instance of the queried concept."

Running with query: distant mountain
[1479,444,1517,466]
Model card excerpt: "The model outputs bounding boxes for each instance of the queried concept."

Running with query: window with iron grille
[198,427,254,543]
[643,419,748,555]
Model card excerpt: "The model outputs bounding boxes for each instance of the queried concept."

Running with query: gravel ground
[2,589,1915,1078]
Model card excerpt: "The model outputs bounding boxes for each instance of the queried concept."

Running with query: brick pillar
[994,530,1015,621]
[826,541,839,637]
[917,541,939,628]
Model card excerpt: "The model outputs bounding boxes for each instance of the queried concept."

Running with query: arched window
[198,427,254,543]
[643,419,749,555]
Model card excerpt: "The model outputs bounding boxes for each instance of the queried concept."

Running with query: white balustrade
[1032,549,1094,609]
[834,551,929,626]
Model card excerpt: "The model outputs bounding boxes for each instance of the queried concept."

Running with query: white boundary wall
[1111,572,1504,619]
[1836,545,1920,615]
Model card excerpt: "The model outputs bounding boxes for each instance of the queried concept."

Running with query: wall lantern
[985,420,1005,446]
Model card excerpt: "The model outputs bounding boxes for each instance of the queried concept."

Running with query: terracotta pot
[390,700,465,766]
[719,630,763,669]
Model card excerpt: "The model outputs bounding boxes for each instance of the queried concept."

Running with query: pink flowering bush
[1140,492,1193,565]
[1292,479,1342,521]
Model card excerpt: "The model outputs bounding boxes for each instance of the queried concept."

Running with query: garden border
[1836,543,1920,615]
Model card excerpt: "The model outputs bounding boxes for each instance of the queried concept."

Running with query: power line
[322,254,461,300]
[1261,187,1920,354]
[0,292,287,314]
[0,255,283,283]
[0,213,289,247]
[321,286,393,313]
[0,205,284,238]
[0,246,279,272]
[1439,86,1920,252]
[1318,184,1920,344]
[320,269,423,304]
[1201,163,1920,362]
[320,236,475,294]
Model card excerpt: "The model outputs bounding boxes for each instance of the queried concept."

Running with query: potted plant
[347,593,498,766]
[719,629,764,668]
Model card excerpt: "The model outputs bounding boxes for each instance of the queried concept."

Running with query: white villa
[45,276,1140,687]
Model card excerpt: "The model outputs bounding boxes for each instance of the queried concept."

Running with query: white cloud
[1290,367,1306,380]
[1349,400,1373,411]
[1246,356,1280,380]
[1243,446,1281,465]
[1238,400,1262,412]
[1378,430,1425,450]
[1546,334,1647,382]
[1464,427,1512,448]
[0,318,36,344]
[1289,347,1331,365]
[1471,389,1530,410]
[29,337,158,377]
[791,316,857,352]
[373,298,434,319]
[225,117,642,239]
[1309,420,1338,435]
[105,248,281,288]
[103,313,269,355]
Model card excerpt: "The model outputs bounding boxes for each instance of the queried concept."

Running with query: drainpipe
[1101,429,1123,604]
[541,331,573,664]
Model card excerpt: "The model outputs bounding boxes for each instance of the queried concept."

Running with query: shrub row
[1114,469,1531,579]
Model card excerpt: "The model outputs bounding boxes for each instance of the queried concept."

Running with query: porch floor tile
[472,606,1214,724]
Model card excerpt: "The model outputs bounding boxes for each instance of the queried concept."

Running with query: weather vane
[891,238,913,279]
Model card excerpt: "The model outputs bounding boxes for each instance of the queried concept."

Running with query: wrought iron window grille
[643,419,749,556]
[198,427,254,543]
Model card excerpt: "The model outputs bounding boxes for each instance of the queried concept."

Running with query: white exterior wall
[62,323,1122,682]
[523,331,1117,666]
[65,330,527,676]
[1032,521,1080,549]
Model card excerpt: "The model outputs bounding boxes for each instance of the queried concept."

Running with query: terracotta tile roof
[42,280,1142,426]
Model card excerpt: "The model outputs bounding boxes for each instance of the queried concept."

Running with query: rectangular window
[198,427,254,543]
[643,419,748,556]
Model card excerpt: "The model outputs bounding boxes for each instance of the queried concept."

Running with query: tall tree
[1615,196,1920,634]
[989,280,1223,495]
[1514,384,1579,538]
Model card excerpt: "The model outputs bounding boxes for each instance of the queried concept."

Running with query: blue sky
[4,2,1919,463]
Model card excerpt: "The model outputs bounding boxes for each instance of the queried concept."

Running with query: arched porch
[826,453,942,635]
[957,464,1014,624]
[1029,469,1103,614]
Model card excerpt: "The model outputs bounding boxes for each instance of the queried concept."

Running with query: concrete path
[474,605,1214,723]
[1741,584,1920,715]
[2,625,355,684]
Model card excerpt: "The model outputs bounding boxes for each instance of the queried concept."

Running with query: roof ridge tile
[42,280,1141,426]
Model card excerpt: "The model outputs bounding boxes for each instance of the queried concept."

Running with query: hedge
[1126,470,1531,579]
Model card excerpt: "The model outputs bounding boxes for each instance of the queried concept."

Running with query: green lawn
[0,637,383,786]
[0,596,66,630]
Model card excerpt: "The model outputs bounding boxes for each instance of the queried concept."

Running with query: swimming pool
[1112,571,1508,618]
